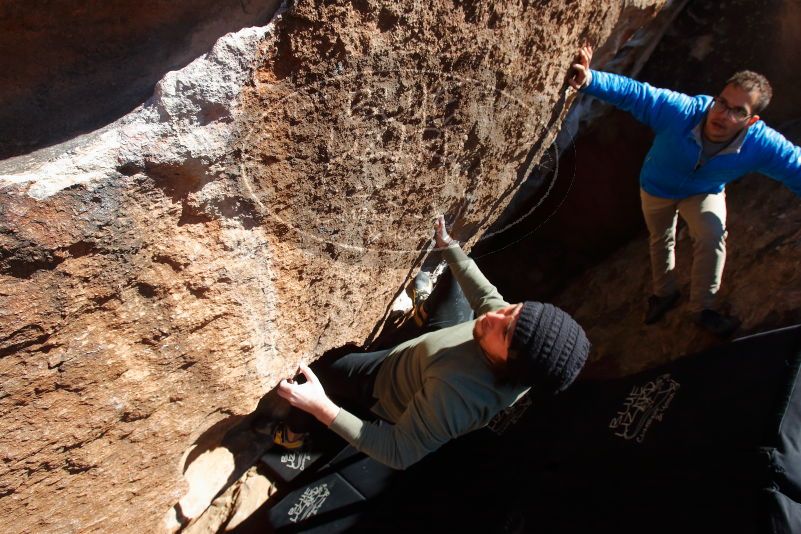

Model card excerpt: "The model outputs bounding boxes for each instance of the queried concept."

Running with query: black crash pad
[361,325,801,533]
[236,325,801,533]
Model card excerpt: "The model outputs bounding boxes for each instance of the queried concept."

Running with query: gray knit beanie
[508,301,590,394]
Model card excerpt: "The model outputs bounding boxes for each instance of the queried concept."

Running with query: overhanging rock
[0,1,665,532]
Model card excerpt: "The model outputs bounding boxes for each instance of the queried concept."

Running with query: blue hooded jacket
[582,69,801,199]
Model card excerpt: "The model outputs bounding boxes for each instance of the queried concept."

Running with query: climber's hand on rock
[568,45,593,90]
[434,214,454,249]
[278,363,339,426]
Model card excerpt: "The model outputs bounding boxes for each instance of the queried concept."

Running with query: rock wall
[0,1,665,532]
[0,0,282,159]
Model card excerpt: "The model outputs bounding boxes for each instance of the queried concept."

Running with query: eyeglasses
[710,97,752,121]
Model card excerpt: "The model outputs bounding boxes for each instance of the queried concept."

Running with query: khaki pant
[640,188,727,312]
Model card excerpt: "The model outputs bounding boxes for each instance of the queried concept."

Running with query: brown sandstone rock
[0,1,665,532]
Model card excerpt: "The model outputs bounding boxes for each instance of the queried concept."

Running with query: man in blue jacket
[568,46,801,337]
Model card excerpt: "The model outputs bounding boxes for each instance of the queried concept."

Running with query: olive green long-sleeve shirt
[328,245,529,469]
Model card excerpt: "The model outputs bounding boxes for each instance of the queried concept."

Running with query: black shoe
[250,414,278,437]
[694,309,741,337]
[272,422,308,450]
[644,291,680,324]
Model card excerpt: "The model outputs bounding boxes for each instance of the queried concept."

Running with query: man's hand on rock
[278,363,340,426]
[567,45,593,90]
[434,214,455,249]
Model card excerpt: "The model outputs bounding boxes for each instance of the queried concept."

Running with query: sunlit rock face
[0,1,665,532]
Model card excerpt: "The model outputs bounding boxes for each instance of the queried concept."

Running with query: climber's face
[703,83,761,143]
[474,303,522,367]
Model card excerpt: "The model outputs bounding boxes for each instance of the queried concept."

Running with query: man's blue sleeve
[757,128,801,196]
[582,70,697,133]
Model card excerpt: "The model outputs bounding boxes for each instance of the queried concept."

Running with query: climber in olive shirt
[275,216,590,470]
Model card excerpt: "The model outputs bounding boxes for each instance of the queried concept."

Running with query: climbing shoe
[694,309,741,338]
[250,413,277,437]
[644,291,680,324]
[272,422,307,450]
[407,271,433,327]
